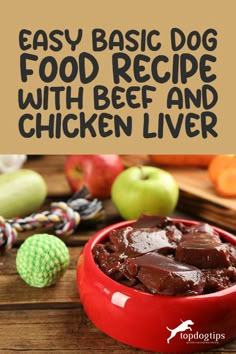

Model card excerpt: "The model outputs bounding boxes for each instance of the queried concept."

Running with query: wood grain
[24,156,236,231]
[25,156,70,197]
[0,248,80,308]
[0,155,235,353]
[1,245,235,353]
[166,167,236,211]
[178,192,236,232]
[0,309,136,353]
[0,308,235,353]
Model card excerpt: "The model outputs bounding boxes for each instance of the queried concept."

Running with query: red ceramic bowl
[77,219,236,353]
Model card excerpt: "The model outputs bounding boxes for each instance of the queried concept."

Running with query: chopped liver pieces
[125,253,205,296]
[93,215,236,296]
[108,227,175,257]
[175,238,232,269]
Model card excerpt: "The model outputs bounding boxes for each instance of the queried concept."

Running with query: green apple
[111,166,179,220]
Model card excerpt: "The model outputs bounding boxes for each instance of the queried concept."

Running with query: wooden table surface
[0,156,235,354]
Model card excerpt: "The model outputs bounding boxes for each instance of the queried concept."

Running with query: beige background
[0,0,235,153]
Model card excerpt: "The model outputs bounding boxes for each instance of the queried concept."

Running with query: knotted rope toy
[0,186,104,251]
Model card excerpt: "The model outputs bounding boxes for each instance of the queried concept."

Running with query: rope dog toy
[0,186,104,251]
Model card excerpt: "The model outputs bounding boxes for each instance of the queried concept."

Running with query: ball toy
[16,234,70,287]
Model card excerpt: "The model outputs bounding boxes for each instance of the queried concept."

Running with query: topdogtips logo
[167,319,194,343]
[166,319,225,344]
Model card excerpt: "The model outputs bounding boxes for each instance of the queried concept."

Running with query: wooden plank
[0,270,79,309]
[0,209,204,308]
[24,155,156,197]
[0,232,235,352]
[25,155,236,212]
[24,156,236,231]
[122,156,236,219]
[178,193,236,232]
[25,156,71,197]
[121,154,151,167]
[0,308,136,353]
[24,155,151,197]
[0,308,235,353]
[0,247,80,276]
[166,167,236,211]
[1,155,235,354]
[0,247,81,308]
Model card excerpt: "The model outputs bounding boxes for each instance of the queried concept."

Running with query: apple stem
[138,166,148,180]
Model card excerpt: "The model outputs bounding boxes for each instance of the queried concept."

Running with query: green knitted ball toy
[16,234,70,287]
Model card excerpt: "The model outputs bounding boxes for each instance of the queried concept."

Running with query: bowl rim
[84,218,236,301]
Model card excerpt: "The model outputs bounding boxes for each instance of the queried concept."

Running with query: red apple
[65,155,124,199]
